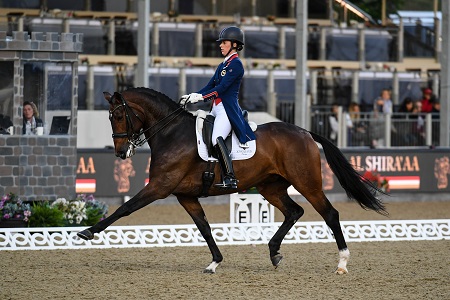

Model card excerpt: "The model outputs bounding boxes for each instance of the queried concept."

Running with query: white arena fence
[0,219,449,251]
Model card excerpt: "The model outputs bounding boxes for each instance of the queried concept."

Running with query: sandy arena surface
[1,200,449,300]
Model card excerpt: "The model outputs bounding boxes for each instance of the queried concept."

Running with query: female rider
[181,26,256,189]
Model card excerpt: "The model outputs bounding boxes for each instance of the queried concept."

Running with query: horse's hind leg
[256,179,304,268]
[302,190,349,274]
[176,195,223,273]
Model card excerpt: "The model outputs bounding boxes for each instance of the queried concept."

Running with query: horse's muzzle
[115,143,135,160]
[115,151,127,160]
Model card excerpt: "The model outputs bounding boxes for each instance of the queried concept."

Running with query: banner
[76,149,450,197]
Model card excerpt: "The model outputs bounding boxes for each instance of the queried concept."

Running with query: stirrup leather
[214,137,238,189]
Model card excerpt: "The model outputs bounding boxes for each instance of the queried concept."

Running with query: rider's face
[220,40,233,56]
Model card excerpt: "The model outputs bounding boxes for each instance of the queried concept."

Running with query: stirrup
[239,142,249,149]
[214,176,238,189]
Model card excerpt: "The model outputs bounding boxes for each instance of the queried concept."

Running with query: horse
[77,87,387,274]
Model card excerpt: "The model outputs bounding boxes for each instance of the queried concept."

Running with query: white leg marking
[204,261,220,274]
[335,248,350,275]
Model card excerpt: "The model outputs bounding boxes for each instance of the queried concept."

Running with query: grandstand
[0,0,444,148]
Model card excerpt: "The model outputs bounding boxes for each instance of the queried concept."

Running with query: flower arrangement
[0,193,31,222]
[77,194,108,226]
[50,194,108,226]
[363,170,390,193]
[51,197,87,225]
[0,193,108,228]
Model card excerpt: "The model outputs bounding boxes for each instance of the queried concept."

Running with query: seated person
[22,101,43,135]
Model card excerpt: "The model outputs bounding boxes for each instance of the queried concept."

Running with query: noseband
[109,93,145,148]
[109,92,184,148]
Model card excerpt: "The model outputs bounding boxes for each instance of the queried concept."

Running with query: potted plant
[0,193,31,228]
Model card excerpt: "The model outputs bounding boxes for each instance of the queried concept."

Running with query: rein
[110,92,184,148]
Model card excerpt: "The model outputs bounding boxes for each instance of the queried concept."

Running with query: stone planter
[0,218,28,228]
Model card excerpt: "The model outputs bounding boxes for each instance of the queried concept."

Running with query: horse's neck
[144,111,196,150]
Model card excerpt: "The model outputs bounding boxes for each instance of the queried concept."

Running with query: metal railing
[308,108,439,148]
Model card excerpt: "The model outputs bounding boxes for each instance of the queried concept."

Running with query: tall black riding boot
[214,137,238,189]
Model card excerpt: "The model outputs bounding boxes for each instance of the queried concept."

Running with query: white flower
[75,215,83,224]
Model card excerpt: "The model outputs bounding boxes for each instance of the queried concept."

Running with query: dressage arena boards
[0,219,449,250]
[1,194,449,250]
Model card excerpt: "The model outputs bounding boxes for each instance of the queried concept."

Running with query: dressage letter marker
[230,194,275,224]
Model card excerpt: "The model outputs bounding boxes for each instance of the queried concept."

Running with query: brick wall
[0,135,77,200]
[0,31,82,200]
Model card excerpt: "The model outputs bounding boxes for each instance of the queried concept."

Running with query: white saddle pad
[194,110,256,162]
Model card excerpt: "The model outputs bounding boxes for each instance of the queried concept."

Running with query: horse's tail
[309,131,387,215]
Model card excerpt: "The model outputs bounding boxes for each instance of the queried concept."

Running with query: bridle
[109,92,184,149]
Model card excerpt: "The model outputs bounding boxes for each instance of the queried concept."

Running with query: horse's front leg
[177,195,223,273]
[77,183,168,240]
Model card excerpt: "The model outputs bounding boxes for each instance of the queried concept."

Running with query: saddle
[194,109,256,197]
[202,110,251,157]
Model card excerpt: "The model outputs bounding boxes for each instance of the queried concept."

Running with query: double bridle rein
[109,92,184,148]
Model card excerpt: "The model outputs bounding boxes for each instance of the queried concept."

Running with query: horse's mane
[124,87,195,120]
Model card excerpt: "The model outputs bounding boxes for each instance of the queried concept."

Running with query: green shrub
[29,202,65,227]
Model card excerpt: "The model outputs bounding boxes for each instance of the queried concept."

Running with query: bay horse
[77,87,386,274]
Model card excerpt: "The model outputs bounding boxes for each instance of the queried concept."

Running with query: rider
[180,26,256,189]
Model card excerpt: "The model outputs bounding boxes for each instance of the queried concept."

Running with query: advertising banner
[76,149,450,197]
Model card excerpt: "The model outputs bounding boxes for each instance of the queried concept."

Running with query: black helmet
[216,26,244,50]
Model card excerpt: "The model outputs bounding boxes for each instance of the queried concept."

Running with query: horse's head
[104,91,144,159]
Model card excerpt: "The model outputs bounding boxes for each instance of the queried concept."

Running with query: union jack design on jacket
[197,53,256,144]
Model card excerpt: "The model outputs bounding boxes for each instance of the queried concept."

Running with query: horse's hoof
[203,268,215,274]
[335,267,348,275]
[271,254,283,268]
[203,261,220,274]
[77,229,94,240]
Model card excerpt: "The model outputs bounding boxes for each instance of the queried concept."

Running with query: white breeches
[210,102,232,146]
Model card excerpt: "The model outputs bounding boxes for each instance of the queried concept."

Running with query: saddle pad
[195,112,256,162]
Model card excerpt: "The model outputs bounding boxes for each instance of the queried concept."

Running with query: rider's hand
[188,93,203,104]
[180,94,190,105]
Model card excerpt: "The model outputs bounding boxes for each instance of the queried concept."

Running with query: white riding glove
[187,93,203,104]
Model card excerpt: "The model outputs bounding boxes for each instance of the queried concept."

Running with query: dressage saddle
[202,110,249,158]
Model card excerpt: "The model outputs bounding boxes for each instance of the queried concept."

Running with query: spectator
[22,101,43,135]
[370,89,393,147]
[348,102,367,146]
[394,97,415,146]
[431,99,440,146]
[374,89,393,114]
[397,97,414,114]
[431,99,440,115]
[420,88,433,113]
[329,103,352,146]
[410,101,425,146]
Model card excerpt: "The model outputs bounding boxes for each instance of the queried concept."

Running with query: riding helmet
[216,26,244,50]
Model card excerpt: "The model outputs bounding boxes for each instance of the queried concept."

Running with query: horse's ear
[103,92,112,104]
